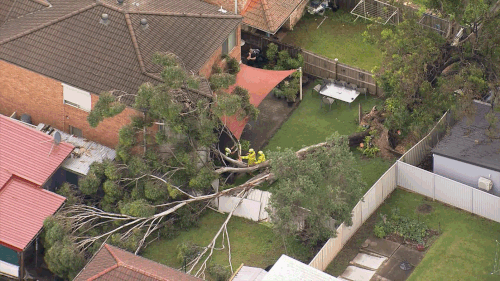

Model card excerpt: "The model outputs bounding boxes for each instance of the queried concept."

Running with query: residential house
[432,100,500,196]
[0,114,74,279]
[0,0,242,148]
[202,0,309,35]
[73,243,203,281]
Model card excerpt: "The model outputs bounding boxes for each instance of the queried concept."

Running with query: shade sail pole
[299,67,303,101]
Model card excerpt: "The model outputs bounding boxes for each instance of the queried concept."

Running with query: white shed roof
[262,255,339,281]
[232,266,268,281]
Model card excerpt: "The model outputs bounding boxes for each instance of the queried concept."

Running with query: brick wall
[199,25,242,77]
[201,0,248,14]
[0,60,138,148]
[285,0,308,30]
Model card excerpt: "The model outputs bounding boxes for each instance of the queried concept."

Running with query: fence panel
[259,191,272,220]
[397,161,434,198]
[361,184,379,224]
[472,189,500,223]
[309,226,344,271]
[241,31,301,57]
[342,202,362,245]
[434,175,473,212]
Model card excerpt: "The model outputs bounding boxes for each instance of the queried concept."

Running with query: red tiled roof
[242,0,305,34]
[221,64,296,139]
[0,114,74,187]
[74,244,203,281]
[0,176,66,251]
[0,114,73,251]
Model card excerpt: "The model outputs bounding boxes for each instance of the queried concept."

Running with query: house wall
[199,25,242,77]
[0,60,138,148]
[285,0,308,30]
[433,154,500,196]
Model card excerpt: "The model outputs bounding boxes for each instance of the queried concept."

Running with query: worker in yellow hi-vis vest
[255,151,266,164]
[241,148,256,166]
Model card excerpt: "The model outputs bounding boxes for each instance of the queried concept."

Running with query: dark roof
[0,0,49,25]
[0,0,241,101]
[242,0,305,34]
[432,101,500,172]
[74,244,202,281]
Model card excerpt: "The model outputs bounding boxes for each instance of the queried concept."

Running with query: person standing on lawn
[241,148,256,166]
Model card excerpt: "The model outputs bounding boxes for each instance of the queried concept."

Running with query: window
[222,28,237,55]
[63,83,91,112]
[69,125,83,138]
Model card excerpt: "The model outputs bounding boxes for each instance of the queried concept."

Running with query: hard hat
[258,151,263,155]
[249,148,254,153]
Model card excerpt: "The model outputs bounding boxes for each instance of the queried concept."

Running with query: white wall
[433,154,500,196]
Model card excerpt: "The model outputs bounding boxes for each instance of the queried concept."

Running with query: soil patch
[417,203,433,214]
[385,229,439,251]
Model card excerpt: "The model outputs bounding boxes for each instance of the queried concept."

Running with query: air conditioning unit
[478,177,493,192]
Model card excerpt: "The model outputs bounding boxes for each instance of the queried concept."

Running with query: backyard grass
[142,211,312,278]
[327,188,500,280]
[264,84,394,188]
[282,10,383,71]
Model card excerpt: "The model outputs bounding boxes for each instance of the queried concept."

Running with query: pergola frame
[351,0,399,25]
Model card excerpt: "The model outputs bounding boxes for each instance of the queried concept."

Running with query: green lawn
[282,10,383,71]
[264,84,394,188]
[142,211,312,277]
[327,188,500,280]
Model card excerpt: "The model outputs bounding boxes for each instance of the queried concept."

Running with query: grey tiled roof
[0,0,49,25]
[0,0,241,101]
[432,101,500,172]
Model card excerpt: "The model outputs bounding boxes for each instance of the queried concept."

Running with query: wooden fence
[242,31,383,96]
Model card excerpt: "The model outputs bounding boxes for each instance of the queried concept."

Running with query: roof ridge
[260,0,275,31]
[2,0,17,25]
[30,0,51,7]
[0,2,98,45]
[96,1,242,19]
[124,13,147,75]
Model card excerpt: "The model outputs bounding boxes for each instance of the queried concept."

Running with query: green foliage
[373,224,386,238]
[176,241,202,263]
[144,180,168,201]
[109,228,144,252]
[120,199,155,217]
[103,180,123,203]
[266,43,279,63]
[209,73,236,91]
[78,172,101,195]
[268,133,365,246]
[212,64,222,74]
[57,183,81,205]
[240,139,251,151]
[376,208,429,244]
[357,136,380,158]
[207,263,231,281]
[44,239,85,280]
[87,92,126,127]
[225,56,240,75]
[188,167,218,192]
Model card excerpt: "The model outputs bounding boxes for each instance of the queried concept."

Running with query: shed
[262,255,339,281]
[432,101,500,196]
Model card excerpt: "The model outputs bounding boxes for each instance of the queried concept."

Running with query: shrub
[373,223,386,238]
[226,56,240,75]
[209,73,236,91]
[357,136,380,157]
[377,208,429,244]
[177,241,202,263]
[207,262,231,281]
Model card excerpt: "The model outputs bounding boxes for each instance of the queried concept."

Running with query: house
[0,0,242,148]
[230,254,339,281]
[432,100,500,196]
[201,0,309,35]
[73,243,202,281]
[0,114,74,279]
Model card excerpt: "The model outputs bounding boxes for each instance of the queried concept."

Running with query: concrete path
[340,266,376,281]
[361,237,401,257]
[350,253,387,270]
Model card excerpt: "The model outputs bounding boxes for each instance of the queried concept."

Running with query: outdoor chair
[357,87,368,99]
[321,96,335,111]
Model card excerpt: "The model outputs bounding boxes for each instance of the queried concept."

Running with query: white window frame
[62,83,92,112]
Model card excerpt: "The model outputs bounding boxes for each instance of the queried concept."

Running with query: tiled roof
[0,0,241,101]
[74,244,203,281]
[242,0,305,34]
[0,0,49,26]
[0,114,72,251]
[432,101,500,172]
[0,177,66,251]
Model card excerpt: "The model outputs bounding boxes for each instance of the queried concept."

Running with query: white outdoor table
[319,83,360,108]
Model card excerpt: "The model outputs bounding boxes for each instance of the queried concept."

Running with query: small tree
[267,133,365,246]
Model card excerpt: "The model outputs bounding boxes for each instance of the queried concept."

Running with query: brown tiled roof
[0,0,49,26]
[0,0,241,102]
[242,0,305,34]
[74,244,202,281]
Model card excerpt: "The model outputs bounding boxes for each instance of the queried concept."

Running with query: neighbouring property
[432,101,500,196]
[0,0,242,147]
[0,114,74,279]
[201,0,309,34]
[74,243,202,281]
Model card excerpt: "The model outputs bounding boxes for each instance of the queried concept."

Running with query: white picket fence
[397,161,500,223]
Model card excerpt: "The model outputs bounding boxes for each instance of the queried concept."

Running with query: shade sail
[222,64,297,139]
